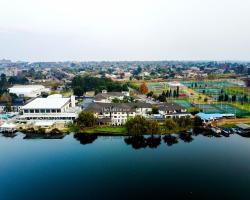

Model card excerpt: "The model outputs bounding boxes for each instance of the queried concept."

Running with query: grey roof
[85,102,152,113]
[157,103,183,112]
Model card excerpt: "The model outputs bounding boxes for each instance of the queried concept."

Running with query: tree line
[71,76,129,96]
[146,86,180,102]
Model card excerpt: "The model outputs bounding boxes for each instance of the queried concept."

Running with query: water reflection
[124,136,147,149]
[179,132,194,143]
[2,128,246,150]
[146,136,161,148]
[163,135,178,146]
[2,132,17,138]
[123,129,239,149]
[23,133,65,139]
[74,133,98,145]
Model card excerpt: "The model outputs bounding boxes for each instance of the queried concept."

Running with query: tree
[193,116,203,128]
[4,102,12,112]
[244,78,250,87]
[147,120,160,135]
[75,111,97,130]
[152,107,159,114]
[224,94,229,101]
[0,93,12,103]
[187,107,200,115]
[147,91,154,98]
[112,98,120,103]
[164,118,178,132]
[158,94,166,102]
[176,86,179,97]
[125,116,148,136]
[175,116,192,129]
[139,82,148,94]
[8,76,29,85]
[232,95,236,102]
[71,76,127,96]
[173,90,177,98]
[0,74,8,95]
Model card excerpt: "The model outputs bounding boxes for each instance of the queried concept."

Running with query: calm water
[1,133,250,200]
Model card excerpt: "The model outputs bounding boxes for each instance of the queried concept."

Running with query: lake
[0,132,250,200]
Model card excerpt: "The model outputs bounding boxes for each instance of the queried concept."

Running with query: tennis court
[181,80,235,88]
[174,100,192,108]
[195,104,250,116]
[195,88,222,95]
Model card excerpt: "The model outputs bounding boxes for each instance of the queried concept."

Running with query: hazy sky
[0,0,250,61]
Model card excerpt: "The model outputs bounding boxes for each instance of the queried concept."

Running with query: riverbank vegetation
[72,111,203,136]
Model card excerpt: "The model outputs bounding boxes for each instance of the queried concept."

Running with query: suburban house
[158,103,191,118]
[85,102,152,125]
[93,90,129,103]
[17,95,81,123]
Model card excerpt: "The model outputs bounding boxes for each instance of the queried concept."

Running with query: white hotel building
[17,95,81,122]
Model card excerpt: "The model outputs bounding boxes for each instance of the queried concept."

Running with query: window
[40,109,45,113]
[30,109,34,113]
[57,109,61,113]
[35,109,39,113]
[46,109,50,113]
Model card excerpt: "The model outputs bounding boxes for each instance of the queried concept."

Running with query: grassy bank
[80,126,127,135]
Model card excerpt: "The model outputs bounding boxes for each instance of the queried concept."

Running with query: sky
[0,0,250,62]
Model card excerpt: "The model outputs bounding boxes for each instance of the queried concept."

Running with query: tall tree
[75,111,97,129]
[139,82,148,94]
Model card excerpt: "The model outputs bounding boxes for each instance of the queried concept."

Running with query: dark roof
[85,102,152,113]
[157,103,183,111]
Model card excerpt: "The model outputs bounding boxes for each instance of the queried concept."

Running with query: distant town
[0,59,250,137]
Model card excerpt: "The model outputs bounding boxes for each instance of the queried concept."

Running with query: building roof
[85,102,152,113]
[158,103,182,111]
[94,92,125,101]
[9,85,45,94]
[22,97,70,109]
[196,112,223,121]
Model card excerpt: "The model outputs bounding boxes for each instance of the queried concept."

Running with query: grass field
[82,126,127,135]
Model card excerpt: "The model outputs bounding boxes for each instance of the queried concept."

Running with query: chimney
[71,95,76,107]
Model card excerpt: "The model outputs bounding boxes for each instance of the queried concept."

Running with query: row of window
[24,117,75,120]
[23,109,61,113]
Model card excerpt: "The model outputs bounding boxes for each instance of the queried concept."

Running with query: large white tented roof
[22,98,70,109]
[9,85,45,94]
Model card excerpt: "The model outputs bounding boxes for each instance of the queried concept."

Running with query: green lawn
[82,126,127,135]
